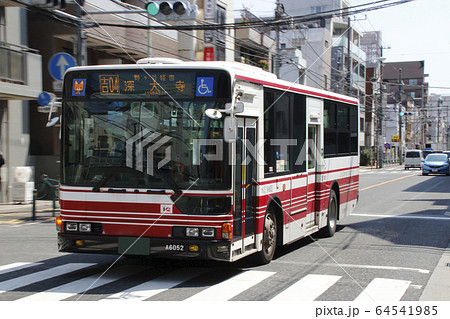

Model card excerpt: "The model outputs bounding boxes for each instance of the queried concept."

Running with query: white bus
[57,58,359,263]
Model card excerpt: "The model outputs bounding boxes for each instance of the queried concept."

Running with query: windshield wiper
[92,173,113,192]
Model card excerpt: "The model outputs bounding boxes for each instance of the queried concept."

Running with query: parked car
[422,153,450,176]
[404,150,423,169]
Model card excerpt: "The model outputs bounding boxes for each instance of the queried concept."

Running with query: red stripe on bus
[236,75,358,105]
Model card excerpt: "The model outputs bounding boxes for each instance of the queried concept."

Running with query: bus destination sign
[65,70,230,100]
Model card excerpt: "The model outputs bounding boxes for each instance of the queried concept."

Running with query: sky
[233,0,450,95]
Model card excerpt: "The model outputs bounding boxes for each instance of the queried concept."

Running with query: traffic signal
[146,1,198,20]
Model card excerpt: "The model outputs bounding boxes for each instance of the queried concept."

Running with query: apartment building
[0,1,42,202]
[278,0,366,148]
[382,61,429,153]
[426,95,450,150]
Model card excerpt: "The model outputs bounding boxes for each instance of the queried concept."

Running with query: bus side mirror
[224,101,244,114]
[224,116,237,143]
[234,101,244,113]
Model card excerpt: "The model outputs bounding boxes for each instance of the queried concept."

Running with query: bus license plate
[165,244,185,251]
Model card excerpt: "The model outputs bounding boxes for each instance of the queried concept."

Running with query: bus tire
[258,209,277,264]
[322,189,338,237]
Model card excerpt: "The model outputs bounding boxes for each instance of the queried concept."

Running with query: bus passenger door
[307,125,319,226]
[307,98,324,227]
[233,118,257,253]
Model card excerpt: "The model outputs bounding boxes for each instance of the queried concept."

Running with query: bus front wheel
[258,209,277,264]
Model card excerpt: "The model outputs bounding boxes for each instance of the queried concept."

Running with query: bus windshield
[62,99,231,190]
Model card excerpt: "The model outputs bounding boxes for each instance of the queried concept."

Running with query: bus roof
[65,59,359,105]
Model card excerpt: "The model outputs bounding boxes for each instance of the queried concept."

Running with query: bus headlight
[186,227,199,237]
[79,223,92,232]
[201,227,215,238]
[66,222,78,231]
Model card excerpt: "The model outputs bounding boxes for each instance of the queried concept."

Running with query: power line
[85,0,415,31]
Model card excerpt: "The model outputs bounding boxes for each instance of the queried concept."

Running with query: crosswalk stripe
[18,265,147,301]
[184,270,275,301]
[355,278,411,301]
[270,274,341,301]
[0,263,95,293]
[0,262,42,275]
[102,268,208,301]
[0,261,418,301]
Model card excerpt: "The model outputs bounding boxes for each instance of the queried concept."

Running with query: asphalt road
[0,166,449,309]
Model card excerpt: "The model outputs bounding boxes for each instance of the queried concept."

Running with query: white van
[404,150,423,169]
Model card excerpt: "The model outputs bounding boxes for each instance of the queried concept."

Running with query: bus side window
[293,95,306,173]
[264,90,292,175]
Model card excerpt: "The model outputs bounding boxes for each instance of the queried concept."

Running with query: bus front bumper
[58,233,231,261]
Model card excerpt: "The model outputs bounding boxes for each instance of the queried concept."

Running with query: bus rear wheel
[258,209,277,264]
[321,189,338,237]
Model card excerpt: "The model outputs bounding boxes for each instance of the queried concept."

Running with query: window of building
[0,7,5,42]
[311,6,324,13]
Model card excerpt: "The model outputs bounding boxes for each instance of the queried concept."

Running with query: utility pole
[346,17,352,95]
[274,0,284,77]
[398,68,404,164]
[75,4,87,66]
[377,58,384,168]
[437,98,442,149]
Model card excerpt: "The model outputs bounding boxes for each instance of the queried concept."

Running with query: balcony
[235,28,274,50]
[0,42,42,100]
[332,35,366,62]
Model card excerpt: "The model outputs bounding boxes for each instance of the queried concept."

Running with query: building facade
[278,0,366,148]
[0,1,42,202]
[426,95,450,150]
[382,61,429,157]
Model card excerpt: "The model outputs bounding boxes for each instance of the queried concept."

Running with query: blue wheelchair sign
[48,52,77,81]
[196,77,214,97]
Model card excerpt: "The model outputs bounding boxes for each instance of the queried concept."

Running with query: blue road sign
[48,52,76,81]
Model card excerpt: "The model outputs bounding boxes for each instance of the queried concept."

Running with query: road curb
[420,241,450,301]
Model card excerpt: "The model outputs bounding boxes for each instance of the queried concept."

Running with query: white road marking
[351,213,450,221]
[0,263,95,293]
[0,262,42,275]
[102,268,208,301]
[184,270,275,301]
[270,274,341,301]
[355,278,411,301]
[274,260,429,274]
[18,265,147,301]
